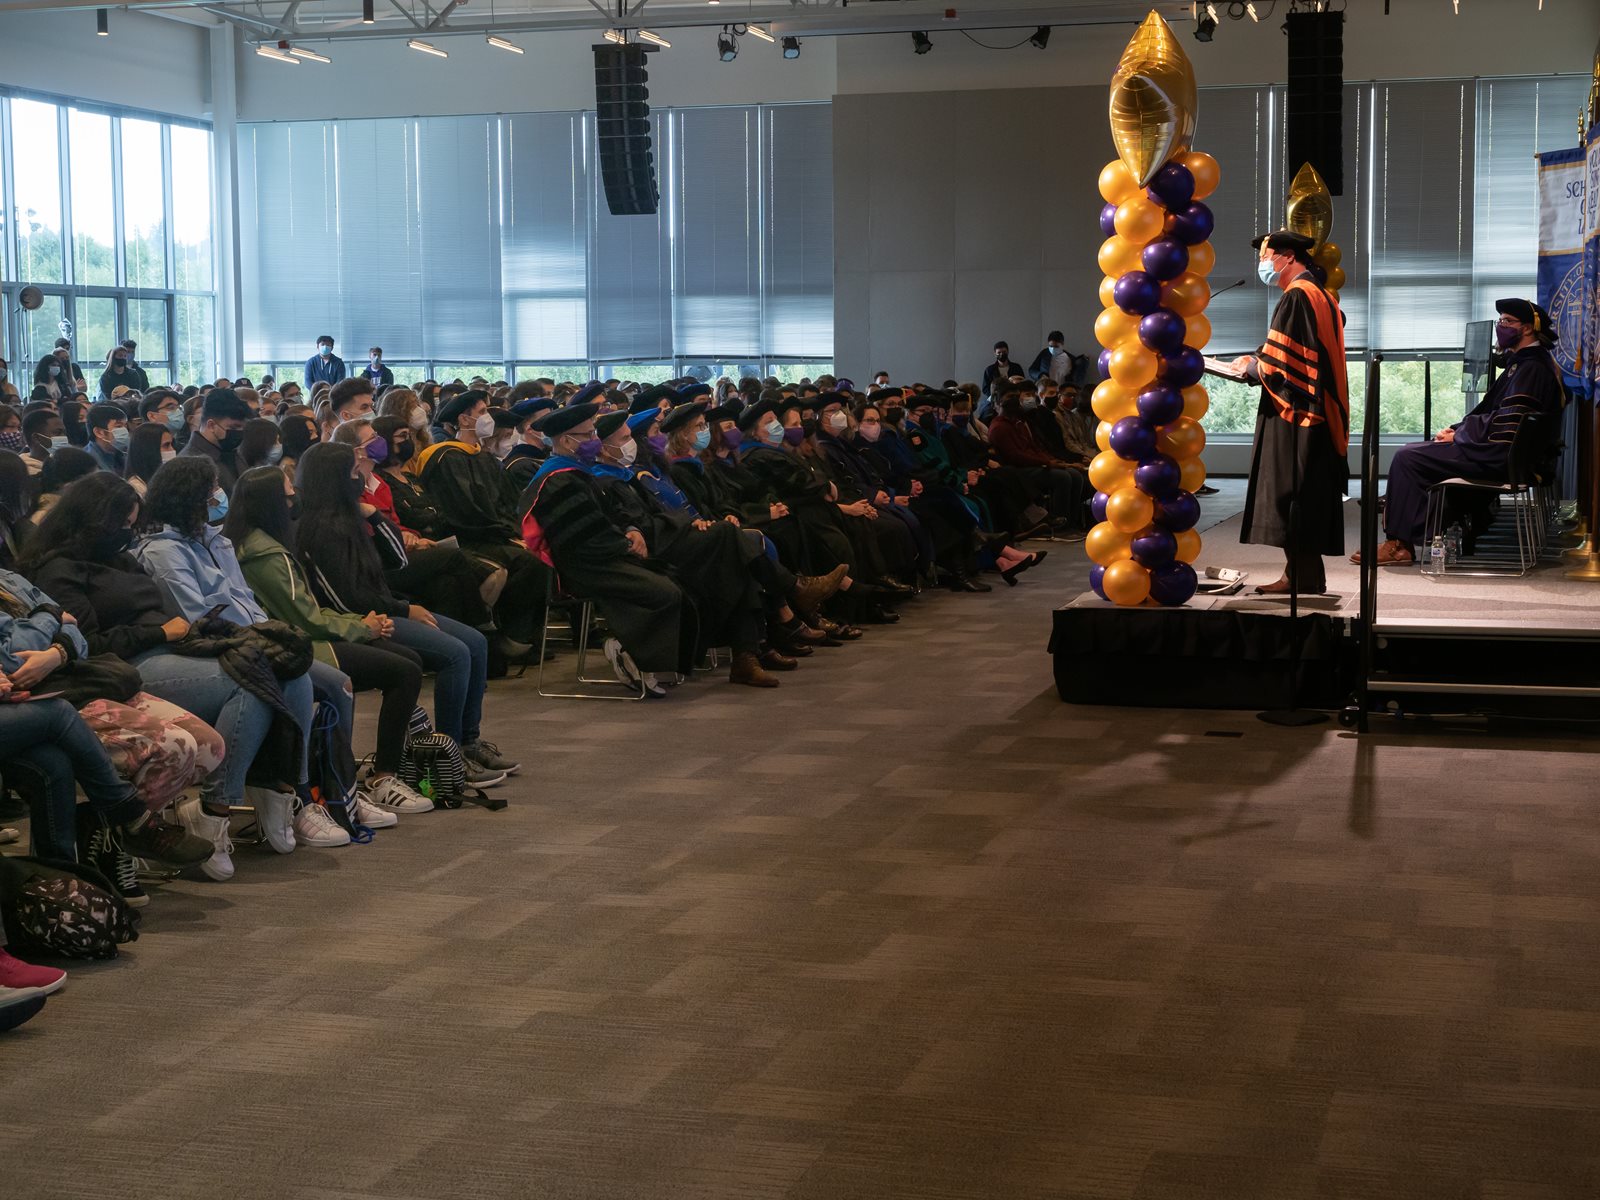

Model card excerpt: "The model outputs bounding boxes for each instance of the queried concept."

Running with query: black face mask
[885,407,904,426]
[286,497,301,522]
[1043,395,1059,411]
[217,428,244,453]
[800,417,820,438]
[392,440,416,465]
[918,412,939,432]
[95,527,134,560]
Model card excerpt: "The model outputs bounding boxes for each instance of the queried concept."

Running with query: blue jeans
[0,699,144,861]
[389,613,487,744]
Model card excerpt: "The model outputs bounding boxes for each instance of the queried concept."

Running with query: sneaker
[247,787,296,855]
[639,672,668,699]
[175,798,235,882]
[463,762,508,788]
[120,812,214,870]
[0,991,46,1034]
[349,790,399,829]
[87,826,149,908]
[293,803,351,848]
[366,775,434,814]
[463,739,520,774]
[603,636,643,690]
[0,949,66,996]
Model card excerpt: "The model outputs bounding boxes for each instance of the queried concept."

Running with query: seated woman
[226,467,432,818]
[123,421,176,498]
[295,443,516,782]
[0,404,24,457]
[375,387,433,461]
[235,417,284,473]
[0,450,32,571]
[277,412,320,483]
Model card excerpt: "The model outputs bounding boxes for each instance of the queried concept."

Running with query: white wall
[235,26,837,122]
[0,9,212,120]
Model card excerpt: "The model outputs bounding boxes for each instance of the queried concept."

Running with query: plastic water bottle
[1447,523,1463,564]
[1429,535,1446,575]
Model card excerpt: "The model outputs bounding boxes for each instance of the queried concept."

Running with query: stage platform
[1050,500,1600,715]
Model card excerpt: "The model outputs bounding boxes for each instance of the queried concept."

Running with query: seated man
[1362,298,1567,565]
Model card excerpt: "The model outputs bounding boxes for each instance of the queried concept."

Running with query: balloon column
[1285,161,1345,300]
[1088,11,1212,608]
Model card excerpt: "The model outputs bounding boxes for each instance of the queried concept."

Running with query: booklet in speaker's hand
[1202,356,1251,382]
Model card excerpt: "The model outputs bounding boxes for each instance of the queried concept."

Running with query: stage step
[1374,618,1600,641]
[1369,676,1600,699]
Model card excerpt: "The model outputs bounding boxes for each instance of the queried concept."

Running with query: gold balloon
[1086,520,1134,566]
[1326,265,1347,292]
[1094,306,1140,350]
[1157,415,1206,460]
[1089,450,1136,494]
[1098,236,1143,277]
[1106,487,1155,534]
[1174,528,1202,564]
[1181,384,1210,421]
[1186,240,1216,276]
[1285,161,1333,249]
[1103,558,1152,606]
[1114,195,1166,244]
[1182,312,1212,349]
[1098,159,1140,205]
[1178,457,1206,494]
[1091,379,1136,422]
[1316,241,1342,269]
[1108,12,1197,187]
[1180,150,1220,199]
[1108,343,1159,390]
[1161,272,1210,317]
[1098,274,1118,309]
[1095,420,1113,452]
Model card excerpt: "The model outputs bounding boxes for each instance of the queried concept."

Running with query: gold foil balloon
[1326,266,1347,292]
[1285,161,1333,249]
[1108,12,1197,187]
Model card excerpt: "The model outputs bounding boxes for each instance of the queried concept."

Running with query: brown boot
[758,648,799,672]
[730,650,780,688]
[793,565,847,613]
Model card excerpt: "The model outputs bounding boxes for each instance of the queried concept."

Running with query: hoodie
[234,528,374,668]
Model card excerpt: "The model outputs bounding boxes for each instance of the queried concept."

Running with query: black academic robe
[738,444,861,576]
[1241,278,1350,556]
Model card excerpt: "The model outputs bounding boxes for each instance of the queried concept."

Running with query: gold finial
[1108,11,1197,187]
[1285,162,1333,249]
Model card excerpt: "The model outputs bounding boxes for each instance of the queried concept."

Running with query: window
[121,118,167,289]
[175,295,213,389]
[171,124,213,294]
[78,297,118,374]
[12,98,65,285]
[511,363,592,385]
[68,110,115,287]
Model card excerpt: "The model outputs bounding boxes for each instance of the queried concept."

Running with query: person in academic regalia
[1358,297,1567,565]
[1234,229,1351,594]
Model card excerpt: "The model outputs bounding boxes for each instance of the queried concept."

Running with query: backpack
[398,707,503,811]
[308,700,372,843]
[0,856,140,960]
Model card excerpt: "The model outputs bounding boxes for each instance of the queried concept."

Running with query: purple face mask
[1494,323,1522,351]
[646,433,668,456]
[782,426,806,447]
[363,437,390,465]
[575,437,603,464]
[721,428,743,450]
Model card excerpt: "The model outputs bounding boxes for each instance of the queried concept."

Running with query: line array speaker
[1285,10,1344,196]
[593,44,659,216]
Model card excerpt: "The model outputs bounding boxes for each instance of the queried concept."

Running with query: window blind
[417,116,502,362]
[333,119,424,360]
[501,112,588,362]
[1193,86,1277,356]
[587,110,674,361]
[673,106,760,357]
[764,103,834,358]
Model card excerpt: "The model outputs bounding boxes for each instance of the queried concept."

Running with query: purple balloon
[1090,490,1110,524]
[1134,453,1181,500]
[1141,237,1190,283]
[1131,527,1177,568]
[1136,385,1185,425]
[1154,489,1201,533]
[1089,564,1108,600]
[1167,201,1215,246]
[1097,348,1113,380]
[1099,201,1119,237]
[1161,346,1206,389]
[1149,560,1198,607]
[1147,162,1196,210]
[1112,270,1163,316]
[1138,309,1188,356]
[1109,416,1157,461]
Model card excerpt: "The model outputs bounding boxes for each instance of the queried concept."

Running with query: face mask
[0,430,22,452]
[1494,323,1522,351]
[1021,398,1040,411]
[616,441,638,467]
[160,448,177,463]
[96,527,134,559]
[319,345,332,357]
[408,409,429,430]
[858,422,882,443]
[917,412,939,431]
[113,357,127,369]
[364,438,390,465]
[647,433,668,456]
[392,439,416,464]
[1043,396,1059,410]
[48,365,60,378]
[48,435,69,452]
[266,444,284,465]
[761,419,784,445]
[111,427,130,449]
[1257,258,1281,287]
[207,487,229,522]
[885,407,904,425]
[217,428,244,453]
[286,496,301,522]
[0,368,8,382]
[473,413,496,440]
[165,409,186,432]
[575,437,602,464]
[782,425,806,447]
[691,427,711,451]
[826,410,849,433]
[952,413,970,429]
[722,428,743,450]
[370,356,382,366]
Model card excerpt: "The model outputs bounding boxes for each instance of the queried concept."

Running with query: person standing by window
[363,347,394,391]
[303,335,346,390]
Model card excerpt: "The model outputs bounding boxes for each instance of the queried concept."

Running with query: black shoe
[1196,484,1220,496]
[87,826,149,909]
[948,574,992,593]
[120,817,214,870]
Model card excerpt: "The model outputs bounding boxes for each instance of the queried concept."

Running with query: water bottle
[1447,523,1463,564]
[1429,535,1446,575]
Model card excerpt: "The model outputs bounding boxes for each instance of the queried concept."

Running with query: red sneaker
[0,949,66,996]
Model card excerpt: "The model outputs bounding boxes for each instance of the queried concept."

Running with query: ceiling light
[1193,10,1216,40]
[408,38,447,57]
[745,24,775,42]
[1205,1,1218,18]
[255,44,300,63]
[717,28,737,61]
[1246,1,1259,19]
[486,34,524,53]
[637,29,671,47]
[288,45,332,62]
[1029,25,1050,49]
[96,7,108,35]
[361,0,373,22]
[911,31,932,54]
[781,36,800,58]
[603,27,626,43]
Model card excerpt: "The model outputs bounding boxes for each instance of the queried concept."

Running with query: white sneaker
[349,790,399,829]
[366,774,434,814]
[293,803,351,848]
[176,798,235,881]
[246,787,296,854]
[604,637,642,689]
[639,672,668,698]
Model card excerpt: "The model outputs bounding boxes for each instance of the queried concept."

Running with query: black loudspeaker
[1285,10,1343,196]
[593,44,659,216]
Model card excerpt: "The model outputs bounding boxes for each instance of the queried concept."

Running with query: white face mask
[617,440,637,467]
[160,448,177,463]
[473,413,496,439]
[825,410,849,433]
[762,418,784,445]
[408,409,429,430]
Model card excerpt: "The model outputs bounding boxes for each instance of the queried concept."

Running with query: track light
[1029,25,1050,49]
[1246,1,1259,19]
[96,7,108,35]
[1193,7,1217,41]
[603,27,626,43]
[408,38,447,57]
[718,27,737,61]
[745,24,775,43]
[911,30,932,54]
[781,36,800,58]
[637,29,670,47]
[361,0,373,22]
[486,34,524,53]
[288,45,332,62]
[255,44,300,64]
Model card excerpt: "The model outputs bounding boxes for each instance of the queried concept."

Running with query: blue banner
[1537,145,1588,398]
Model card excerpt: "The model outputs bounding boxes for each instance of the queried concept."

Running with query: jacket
[85,440,125,474]
[362,363,394,390]
[235,529,374,668]
[178,430,239,493]
[988,413,1060,469]
[0,568,89,673]
[304,353,347,389]
[26,552,174,661]
[134,526,270,628]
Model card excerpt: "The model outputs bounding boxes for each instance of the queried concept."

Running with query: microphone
[1210,278,1249,299]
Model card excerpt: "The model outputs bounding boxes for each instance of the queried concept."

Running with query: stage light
[1246,1,1260,20]
[782,36,800,58]
[1193,9,1216,41]
[362,0,374,22]
[637,29,671,47]
[288,45,332,62]
[408,38,448,56]
[911,30,932,54]
[486,34,524,53]
[1029,25,1050,49]
[603,27,626,43]
[745,24,775,42]
[96,7,108,35]
[718,27,737,61]
[255,44,300,64]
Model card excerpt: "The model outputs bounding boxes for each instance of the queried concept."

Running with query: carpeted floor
[7,487,1600,1199]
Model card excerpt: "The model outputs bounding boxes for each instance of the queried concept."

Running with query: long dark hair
[0,450,35,526]
[236,417,283,470]
[124,421,169,484]
[38,446,97,499]
[223,466,294,550]
[59,399,88,446]
[32,356,58,387]
[143,454,216,538]
[21,470,140,569]
[294,442,388,595]
[279,413,319,462]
